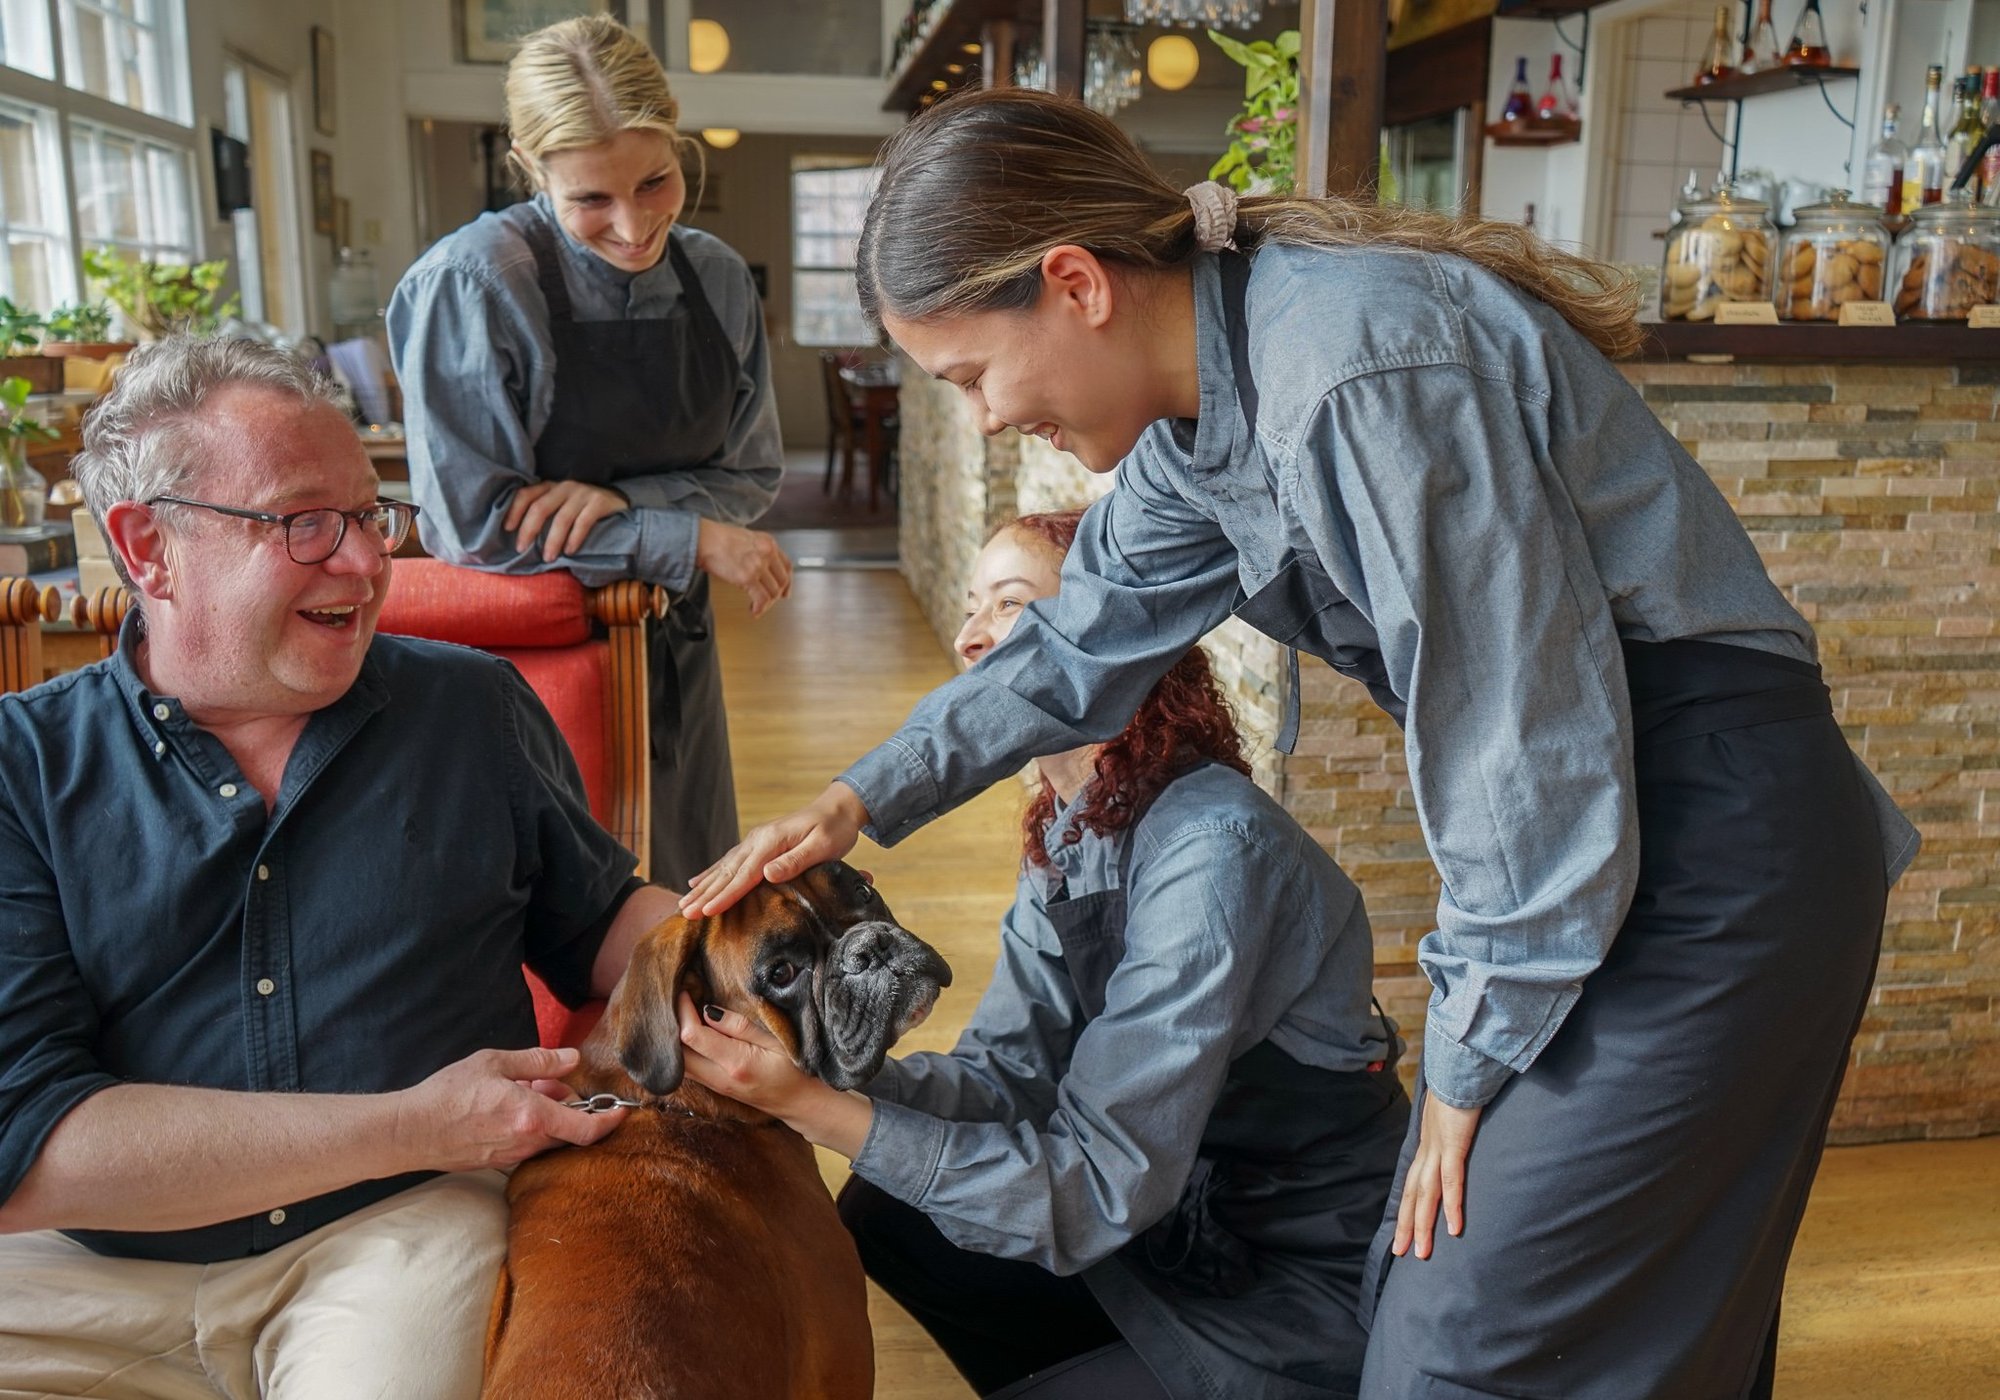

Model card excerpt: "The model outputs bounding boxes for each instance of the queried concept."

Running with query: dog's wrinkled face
[614,862,953,1097]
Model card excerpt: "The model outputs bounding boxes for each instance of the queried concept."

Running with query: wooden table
[836,360,900,511]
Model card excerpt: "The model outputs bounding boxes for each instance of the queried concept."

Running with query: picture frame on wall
[311,26,336,137]
[457,0,611,65]
[311,150,336,236]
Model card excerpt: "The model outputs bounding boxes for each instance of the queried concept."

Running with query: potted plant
[82,247,239,340]
[0,298,60,396]
[0,375,59,536]
[1206,29,1396,200]
[41,300,132,359]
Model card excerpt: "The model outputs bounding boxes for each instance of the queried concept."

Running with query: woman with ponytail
[683,90,1917,1399]
[680,511,1405,1399]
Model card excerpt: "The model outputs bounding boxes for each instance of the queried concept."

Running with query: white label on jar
[1838,302,1896,326]
[1715,301,1779,325]
[1968,305,2000,328]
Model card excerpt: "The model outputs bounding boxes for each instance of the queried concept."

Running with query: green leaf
[1275,30,1301,57]
[1207,29,1255,66]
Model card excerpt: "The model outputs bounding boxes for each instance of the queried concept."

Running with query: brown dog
[482,862,952,1399]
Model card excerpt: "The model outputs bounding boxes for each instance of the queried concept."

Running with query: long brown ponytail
[857,87,1641,359]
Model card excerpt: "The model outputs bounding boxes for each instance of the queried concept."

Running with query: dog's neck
[570,1037,787,1129]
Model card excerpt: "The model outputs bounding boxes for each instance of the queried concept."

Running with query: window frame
[0,0,198,309]
[789,159,878,350]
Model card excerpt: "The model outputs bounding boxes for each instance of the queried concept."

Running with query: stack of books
[0,519,74,575]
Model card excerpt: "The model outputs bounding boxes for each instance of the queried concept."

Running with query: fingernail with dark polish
[704,1004,724,1023]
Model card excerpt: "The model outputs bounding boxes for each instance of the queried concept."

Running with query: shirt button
[218,783,238,799]
[152,703,170,720]
[257,864,270,882]
[256,977,276,996]
[268,1208,287,1225]
[152,741,165,756]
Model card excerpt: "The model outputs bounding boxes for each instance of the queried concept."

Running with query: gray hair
[70,336,341,547]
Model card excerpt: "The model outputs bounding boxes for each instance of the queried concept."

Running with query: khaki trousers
[0,1171,506,1400]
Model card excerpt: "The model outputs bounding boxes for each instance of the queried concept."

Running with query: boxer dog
[483,862,952,1399]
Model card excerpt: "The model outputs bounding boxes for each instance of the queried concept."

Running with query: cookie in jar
[1776,191,1890,320]
[1890,190,2000,321]
[1660,187,1776,321]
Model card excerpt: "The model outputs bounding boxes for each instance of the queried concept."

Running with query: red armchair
[69,562,666,1050]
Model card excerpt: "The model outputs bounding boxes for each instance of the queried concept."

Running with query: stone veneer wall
[894,360,2000,1143]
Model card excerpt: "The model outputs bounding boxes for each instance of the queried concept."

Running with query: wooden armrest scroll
[583,582,668,882]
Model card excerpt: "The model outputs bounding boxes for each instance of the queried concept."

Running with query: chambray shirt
[0,622,639,1263]
[844,244,1918,1111]
[853,764,1391,1275]
[386,196,782,593]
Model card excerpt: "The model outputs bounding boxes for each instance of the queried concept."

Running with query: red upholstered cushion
[497,645,612,828]
[379,558,592,649]
[528,968,606,1049]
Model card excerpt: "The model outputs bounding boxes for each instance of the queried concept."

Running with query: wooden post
[1295,0,1387,200]
[1044,0,1084,99]
[982,19,1016,88]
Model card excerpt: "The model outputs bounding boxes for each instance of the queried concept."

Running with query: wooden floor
[713,566,2000,1400]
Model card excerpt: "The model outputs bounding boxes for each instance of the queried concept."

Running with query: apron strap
[522,213,575,324]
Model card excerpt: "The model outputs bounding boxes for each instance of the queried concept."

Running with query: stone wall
[892,359,2000,1143]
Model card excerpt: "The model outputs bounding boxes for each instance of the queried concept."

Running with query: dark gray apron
[1048,772,1409,1400]
[1200,254,1888,1397]
[524,216,741,888]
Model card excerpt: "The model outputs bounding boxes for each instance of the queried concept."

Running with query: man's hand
[680,781,869,917]
[1392,1091,1483,1261]
[696,519,793,617]
[391,1046,625,1173]
[506,480,628,562]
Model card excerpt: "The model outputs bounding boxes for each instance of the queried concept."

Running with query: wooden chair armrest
[582,581,667,883]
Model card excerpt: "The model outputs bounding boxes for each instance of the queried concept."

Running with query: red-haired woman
[678,511,1407,1400]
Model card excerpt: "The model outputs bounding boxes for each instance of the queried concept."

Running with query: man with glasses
[0,337,679,1397]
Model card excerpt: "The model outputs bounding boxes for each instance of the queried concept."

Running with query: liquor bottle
[1860,103,1906,213]
[1501,57,1532,124]
[1947,70,1986,199]
[1535,53,1576,122]
[1695,5,1737,86]
[1782,0,1831,68]
[1741,0,1781,74]
[1980,68,2000,200]
[1910,65,1949,207]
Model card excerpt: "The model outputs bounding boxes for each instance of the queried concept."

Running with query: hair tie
[1184,181,1240,253]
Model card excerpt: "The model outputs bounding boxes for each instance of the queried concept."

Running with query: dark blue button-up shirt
[0,620,639,1263]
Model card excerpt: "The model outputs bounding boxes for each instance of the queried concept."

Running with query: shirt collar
[1187,251,1251,476]
[109,608,392,749]
[533,192,685,301]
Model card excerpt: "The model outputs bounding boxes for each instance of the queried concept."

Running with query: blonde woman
[388,15,789,888]
[683,90,1919,1399]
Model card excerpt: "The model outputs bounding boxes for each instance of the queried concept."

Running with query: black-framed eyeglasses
[146,496,421,565]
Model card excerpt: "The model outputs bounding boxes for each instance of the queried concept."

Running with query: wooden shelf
[1640,320,2000,362]
[882,0,1036,114]
[1486,114,1581,146]
[1495,0,1613,15]
[1665,64,1860,104]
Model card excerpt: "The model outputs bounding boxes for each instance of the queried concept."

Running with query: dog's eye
[766,961,800,989]
[857,883,874,903]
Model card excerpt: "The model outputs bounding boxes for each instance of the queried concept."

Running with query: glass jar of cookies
[1659,186,1776,321]
[1889,190,2000,321]
[1775,191,1890,320]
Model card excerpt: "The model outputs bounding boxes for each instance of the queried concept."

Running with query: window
[0,0,195,313]
[0,96,66,307]
[222,55,304,332]
[791,162,877,348]
[58,0,186,122]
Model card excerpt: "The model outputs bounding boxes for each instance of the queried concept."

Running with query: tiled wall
[1604,0,1729,269]
[894,359,1999,1143]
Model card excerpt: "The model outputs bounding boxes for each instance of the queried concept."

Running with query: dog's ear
[611,914,709,1097]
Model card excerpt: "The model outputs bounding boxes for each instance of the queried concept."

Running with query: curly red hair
[1005,510,1251,869]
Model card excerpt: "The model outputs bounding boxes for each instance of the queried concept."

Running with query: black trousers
[837,1178,1170,1399]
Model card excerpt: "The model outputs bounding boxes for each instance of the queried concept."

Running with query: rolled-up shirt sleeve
[851,827,1287,1276]
[1317,365,1638,1108]
[868,877,1080,1127]
[0,788,116,1206]
[841,433,1241,846]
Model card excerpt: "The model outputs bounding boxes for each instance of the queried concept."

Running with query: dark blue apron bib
[1044,770,1409,1400]
[523,216,742,886]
